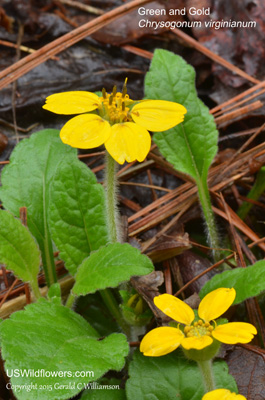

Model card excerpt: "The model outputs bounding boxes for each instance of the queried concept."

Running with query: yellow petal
[202,389,246,400]
[43,91,101,114]
[130,100,187,132]
[105,122,151,165]
[154,294,194,325]
[140,327,184,357]
[198,288,236,322]
[60,114,111,149]
[181,335,213,350]
[212,322,257,344]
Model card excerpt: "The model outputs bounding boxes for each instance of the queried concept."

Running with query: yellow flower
[140,288,257,357]
[202,389,246,400]
[43,81,187,164]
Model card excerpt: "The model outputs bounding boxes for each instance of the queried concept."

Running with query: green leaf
[47,283,61,304]
[200,260,265,304]
[81,379,126,400]
[0,210,40,291]
[75,293,119,336]
[0,299,129,400]
[145,49,218,184]
[73,243,154,295]
[126,350,237,400]
[145,50,220,255]
[0,129,77,285]
[49,157,108,276]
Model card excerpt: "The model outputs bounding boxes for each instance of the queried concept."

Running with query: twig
[57,0,104,15]
[211,80,265,114]
[0,39,34,54]
[12,23,24,144]
[174,254,235,297]
[0,39,59,60]
[218,123,265,178]
[214,100,263,127]
[172,28,260,84]
[0,279,19,309]
[212,205,265,252]
[0,0,153,90]
[119,181,171,193]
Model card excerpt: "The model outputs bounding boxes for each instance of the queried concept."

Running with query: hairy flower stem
[102,152,130,336]
[105,153,120,243]
[197,359,216,393]
[197,179,220,262]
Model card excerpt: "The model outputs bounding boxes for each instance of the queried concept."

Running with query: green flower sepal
[168,316,227,361]
[182,339,221,362]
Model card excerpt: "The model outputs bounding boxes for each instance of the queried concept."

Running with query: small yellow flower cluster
[140,288,257,356]
[43,81,187,164]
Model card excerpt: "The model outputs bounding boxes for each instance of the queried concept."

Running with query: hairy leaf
[0,210,40,289]
[145,49,218,184]
[0,300,128,400]
[126,350,237,400]
[49,158,108,276]
[0,129,76,285]
[200,260,265,304]
[73,243,154,295]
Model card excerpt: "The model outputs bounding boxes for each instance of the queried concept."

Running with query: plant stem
[42,236,57,287]
[197,179,219,261]
[129,325,145,342]
[100,289,130,337]
[105,153,120,243]
[197,359,216,393]
[102,152,130,336]
[42,176,57,286]
[65,292,76,308]
[31,279,42,300]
